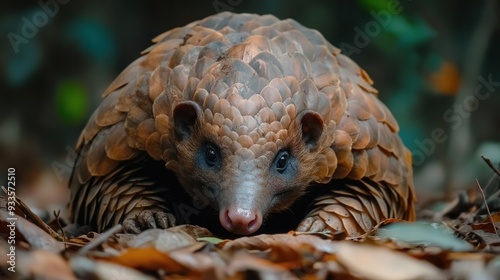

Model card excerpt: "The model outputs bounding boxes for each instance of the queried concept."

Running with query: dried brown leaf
[335,241,446,280]
[127,228,198,252]
[17,250,76,279]
[0,211,63,252]
[103,246,188,273]
[70,256,155,280]
[223,233,338,254]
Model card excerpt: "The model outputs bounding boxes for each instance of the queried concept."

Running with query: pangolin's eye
[275,151,289,173]
[205,146,218,167]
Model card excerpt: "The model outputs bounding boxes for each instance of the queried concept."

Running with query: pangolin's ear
[173,101,201,141]
[300,111,324,149]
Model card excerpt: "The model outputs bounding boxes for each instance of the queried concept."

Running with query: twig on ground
[77,224,123,256]
[475,179,499,237]
[481,155,500,177]
[1,186,64,241]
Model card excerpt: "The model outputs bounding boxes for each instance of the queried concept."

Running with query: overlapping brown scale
[280,114,292,130]
[280,29,315,59]
[313,72,337,91]
[145,132,162,160]
[383,156,407,191]
[213,98,233,119]
[347,95,372,121]
[198,31,228,47]
[80,111,100,146]
[104,122,138,161]
[236,135,254,149]
[336,114,360,144]
[237,98,259,116]
[200,41,230,61]
[124,105,149,134]
[95,90,126,127]
[321,85,346,124]
[336,53,362,81]
[115,82,137,113]
[239,18,265,33]
[102,57,143,97]
[185,26,217,45]
[224,13,261,30]
[169,64,190,92]
[208,80,230,99]
[285,104,297,120]
[221,58,257,82]
[148,65,170,101]
[278,52,312,83]
[176,45,202,67]
[151,26,193,45]
[189,57,217,80]
[86,129,120,177]
[240,115,258,132]
[249,52,284,81]
[347,149,368,180]
[299,27,330,50]
[376,123,402,156]
[312,180,397,235]
[251,25,280,39]
[168,44,194,68]
[269,78,293,102]
[143,39,184,69]
[270,18,302,33]
[217,25,236,36]
[260,86,282,107]
[241,35,281,62]
[252,14,281,27]
[270,102,286,121]
[202,92,220,112]
[352,121,372,150]
[133,119,156,150]
[332,130,354,179]
[364,147,380,178]
[76,155,92,185]
[134,72,154,116]
[231,121,247,135]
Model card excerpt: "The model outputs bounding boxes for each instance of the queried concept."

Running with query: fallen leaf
[103,247,188,273]
[70,256,155,280]
[17,249,76,279]
[223,233,338,254]
[377,222,473,251]
[127,228,197,252]
[0,211,63,252]
[335,241,446,280]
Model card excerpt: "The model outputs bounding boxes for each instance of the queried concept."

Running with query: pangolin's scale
[69,12,415,236]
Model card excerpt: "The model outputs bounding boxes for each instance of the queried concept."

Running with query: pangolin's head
[143,13,355,235]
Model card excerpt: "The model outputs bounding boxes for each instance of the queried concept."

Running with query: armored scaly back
[69,12,415,236]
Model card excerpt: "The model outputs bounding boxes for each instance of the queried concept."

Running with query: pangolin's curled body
[69,12,416,237]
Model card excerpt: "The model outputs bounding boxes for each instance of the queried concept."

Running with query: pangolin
[68,12,416,237]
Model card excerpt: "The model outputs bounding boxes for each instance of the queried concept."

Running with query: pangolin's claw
[123,210,176,233]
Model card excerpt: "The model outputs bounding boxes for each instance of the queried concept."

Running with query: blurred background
[1,0,499,219]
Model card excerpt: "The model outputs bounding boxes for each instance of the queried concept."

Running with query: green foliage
[56,80,87,125]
